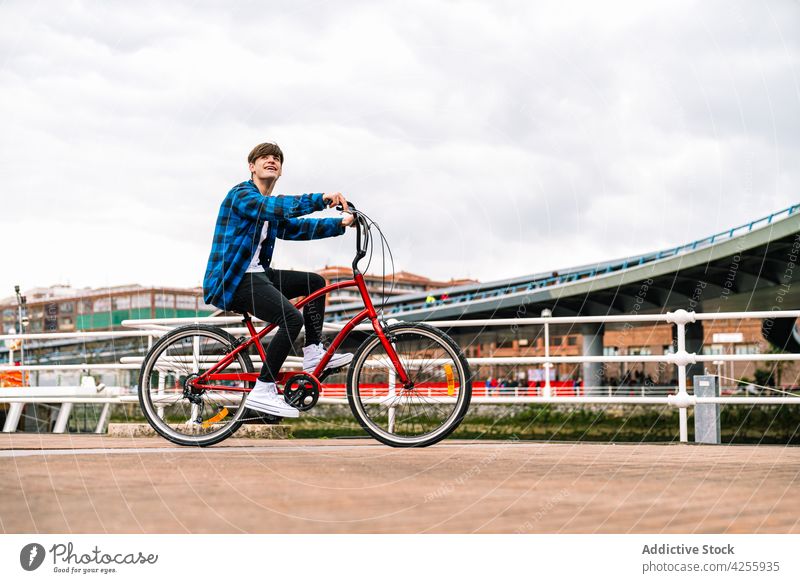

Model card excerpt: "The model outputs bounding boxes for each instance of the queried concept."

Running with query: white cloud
[0,0,798,297]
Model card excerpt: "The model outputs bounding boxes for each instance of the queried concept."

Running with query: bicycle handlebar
[330,200,369,274]
[333,201,356,213]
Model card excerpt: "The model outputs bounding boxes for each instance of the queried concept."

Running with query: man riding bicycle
[202,142,355,418]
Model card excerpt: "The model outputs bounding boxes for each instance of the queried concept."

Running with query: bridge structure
[329,204,800,385]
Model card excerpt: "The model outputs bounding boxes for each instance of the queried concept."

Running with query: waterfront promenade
[1,435,798,533]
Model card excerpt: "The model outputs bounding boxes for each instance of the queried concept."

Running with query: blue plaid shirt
[203,180,345,310]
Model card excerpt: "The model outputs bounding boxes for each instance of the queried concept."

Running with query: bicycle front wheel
[347,323,472,447]
[138,325,254,447]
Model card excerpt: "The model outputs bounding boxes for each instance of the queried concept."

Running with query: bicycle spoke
[140,327,252,444]
[350,326,471,445]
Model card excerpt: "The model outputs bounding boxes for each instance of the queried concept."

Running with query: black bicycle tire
[138,324,254,447]
[346,322,472,447]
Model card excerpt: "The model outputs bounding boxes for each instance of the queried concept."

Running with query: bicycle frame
[190,272,411,393]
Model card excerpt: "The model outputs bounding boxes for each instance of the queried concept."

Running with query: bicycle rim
[139,327,251,445]
[348,326,470,446]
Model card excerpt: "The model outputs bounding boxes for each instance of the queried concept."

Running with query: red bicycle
[138,204,472,447]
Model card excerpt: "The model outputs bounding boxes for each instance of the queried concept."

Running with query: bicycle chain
[238,412,285,424]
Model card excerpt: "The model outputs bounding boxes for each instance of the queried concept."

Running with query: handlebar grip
[334,200,356,212]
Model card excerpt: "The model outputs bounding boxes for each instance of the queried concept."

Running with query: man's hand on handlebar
[323,192,356,228]
[342,213,357,227]
[323,192,348,211]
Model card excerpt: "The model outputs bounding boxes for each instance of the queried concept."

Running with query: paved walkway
[1,434,798,533]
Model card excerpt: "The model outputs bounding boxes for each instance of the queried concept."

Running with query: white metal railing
[0,329,161,433]
[0,324,307,434]
[413,309,800,441]
[0,309,798,442]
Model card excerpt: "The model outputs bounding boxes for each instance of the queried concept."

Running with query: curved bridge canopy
[330,205,800,329]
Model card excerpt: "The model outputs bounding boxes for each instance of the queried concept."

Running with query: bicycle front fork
[371,319,412,388]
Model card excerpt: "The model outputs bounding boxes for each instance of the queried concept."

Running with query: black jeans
[230,269,326,383]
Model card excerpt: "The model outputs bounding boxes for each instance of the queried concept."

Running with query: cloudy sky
[1,0,798,298]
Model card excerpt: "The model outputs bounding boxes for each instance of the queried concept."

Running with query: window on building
[702,344,724,355]
[603,346,619,356]
[94,298,111,312]
[629,346,652,356]
[734,343,759,355]
[551,336,562,347]
[567,336,577,346]
[132,294,151,309]
[155,294,175,308]
[663,344,675,354]
[176,295,197,310]
[60,302,74,313]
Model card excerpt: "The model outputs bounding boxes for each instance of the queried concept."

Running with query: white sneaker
[246,380,299,418]
[302,342,353,374]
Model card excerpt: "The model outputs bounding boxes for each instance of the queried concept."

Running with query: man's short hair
[248,142,284,165]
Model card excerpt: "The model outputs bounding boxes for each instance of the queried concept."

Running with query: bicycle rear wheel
[138,325,254,446]
[347,323,472,447]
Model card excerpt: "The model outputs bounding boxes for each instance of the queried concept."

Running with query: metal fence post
[666,309,696,443]
[2,403,24,432]
[157,371,165,420]
[542,309,552,399]
[53,403,73,433]
[95,403,111,434]
[676,321,689,442]
[388,369,396,434]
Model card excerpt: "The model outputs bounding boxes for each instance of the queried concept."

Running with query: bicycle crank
[283,373,321,411]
